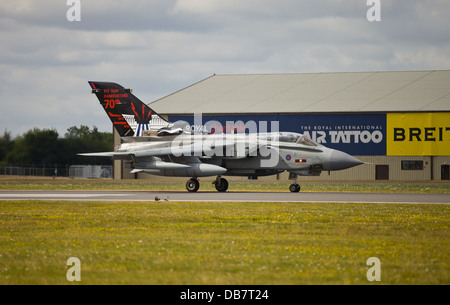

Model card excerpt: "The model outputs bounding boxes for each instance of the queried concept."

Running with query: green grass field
[1,200,448,285]
[1,176,449,193]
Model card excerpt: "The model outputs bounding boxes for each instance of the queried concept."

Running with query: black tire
[215,178,229,192]
[186,178,200,192]
[289,183,301,193]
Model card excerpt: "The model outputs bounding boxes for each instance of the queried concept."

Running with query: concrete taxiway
[0,191,449,204]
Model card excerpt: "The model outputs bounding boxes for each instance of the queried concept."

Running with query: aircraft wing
[78,143,227,159]
[78,151,133,160]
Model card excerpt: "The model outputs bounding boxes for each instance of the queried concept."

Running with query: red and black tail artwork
[88,81,167,137]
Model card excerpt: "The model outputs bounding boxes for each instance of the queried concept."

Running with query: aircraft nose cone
[328,150,363,171]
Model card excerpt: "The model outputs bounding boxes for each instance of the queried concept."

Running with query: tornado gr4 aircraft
[81,81,363,192]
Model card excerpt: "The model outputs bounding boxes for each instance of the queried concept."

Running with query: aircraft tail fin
[88,81,170,137]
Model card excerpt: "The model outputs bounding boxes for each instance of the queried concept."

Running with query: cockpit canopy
[279,132,317,146]
[259,132,318,147]
[298,135,318,147]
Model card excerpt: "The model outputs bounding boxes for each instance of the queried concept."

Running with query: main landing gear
[186,176,300,193]
[186,178,200,192]
[185,176,230,193]
[213,176,229,192]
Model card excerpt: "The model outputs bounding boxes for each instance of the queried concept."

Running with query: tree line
[0,126,113,166]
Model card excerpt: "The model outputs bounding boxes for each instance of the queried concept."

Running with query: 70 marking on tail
[104,99,120,109]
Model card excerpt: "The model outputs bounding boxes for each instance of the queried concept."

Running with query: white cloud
[391,46,450,69]
[0,0,449,137]
[172,0,234,14]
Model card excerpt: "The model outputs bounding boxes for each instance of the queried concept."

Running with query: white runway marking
[0,191,448,204]
[0,193,127,198]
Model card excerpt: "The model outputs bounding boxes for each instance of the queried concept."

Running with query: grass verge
[0,200,448,284]
[0,176,449,193]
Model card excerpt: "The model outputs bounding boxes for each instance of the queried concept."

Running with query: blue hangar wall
[167,113,386,156]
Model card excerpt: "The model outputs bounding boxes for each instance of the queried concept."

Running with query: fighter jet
[81,81,363,192]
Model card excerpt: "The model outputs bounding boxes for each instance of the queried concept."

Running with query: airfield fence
[0,165,112,179]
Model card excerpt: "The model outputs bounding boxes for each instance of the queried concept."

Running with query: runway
[0,190,449,204]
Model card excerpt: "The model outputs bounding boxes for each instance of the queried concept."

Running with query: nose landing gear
[289,183,301,193]
[289,173,301,193]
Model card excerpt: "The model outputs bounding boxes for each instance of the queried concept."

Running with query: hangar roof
[150,70,450,114]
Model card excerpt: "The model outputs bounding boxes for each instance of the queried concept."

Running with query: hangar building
[114,70,450,182]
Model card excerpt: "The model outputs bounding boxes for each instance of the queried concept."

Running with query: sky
[1,0,449,138]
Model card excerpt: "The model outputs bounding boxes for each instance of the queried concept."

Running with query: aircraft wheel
[289,183,301,193]
[186,178,200,192]
[215,177,229,192]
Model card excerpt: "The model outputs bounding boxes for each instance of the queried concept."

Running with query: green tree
[60,126,112,165]
[65,125,92,138]
[1,126,112,166]
[0,130,13,165]
[5,128,59,165]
